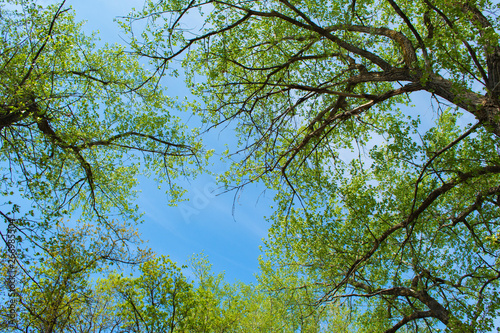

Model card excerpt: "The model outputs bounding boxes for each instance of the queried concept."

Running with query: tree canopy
[0,0,206,269]
[124,0,500,331]
[2,0,500,331]
[0,0,207,329]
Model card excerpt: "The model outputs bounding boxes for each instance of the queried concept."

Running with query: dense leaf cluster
[3,0,500,331]
[123,0,500,331]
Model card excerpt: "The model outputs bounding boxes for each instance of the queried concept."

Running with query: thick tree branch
[349,281,470,330]
[326,24,418,67]
[212,0,393,70]
[280,82,423,173]
[462,1,500,101]
[385,0,430,68]
[323,165,500,304]
[384,310,434,333]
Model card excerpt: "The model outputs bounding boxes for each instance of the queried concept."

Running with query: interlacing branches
[0,2,204,329]
[124,0,500,331]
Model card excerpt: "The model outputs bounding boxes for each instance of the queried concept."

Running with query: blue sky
[43,0,480,287]
[4,2,497,330]
[66,0,475,285]
[2,1,492,331]
[67,0,275,283]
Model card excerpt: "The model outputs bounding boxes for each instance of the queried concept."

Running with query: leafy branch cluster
[2,0,500,332]
[121,0,500,331]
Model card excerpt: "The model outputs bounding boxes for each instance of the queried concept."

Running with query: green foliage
[125,0,500,331]
[4,0,500,331]
[110,255,195,332]
[0,219,150,332]
[186,253,317,332]
[0,0,205,229]
[0,1,207,330]
[2,249,338,332]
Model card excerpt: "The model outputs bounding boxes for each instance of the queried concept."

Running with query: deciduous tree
[126,0,500,331]
[0,1,206,329]
[0,0,203,243]
[0,219,147,332]
[0,0,206,308]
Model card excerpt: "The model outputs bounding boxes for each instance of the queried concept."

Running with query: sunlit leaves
[126,0,500,331]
